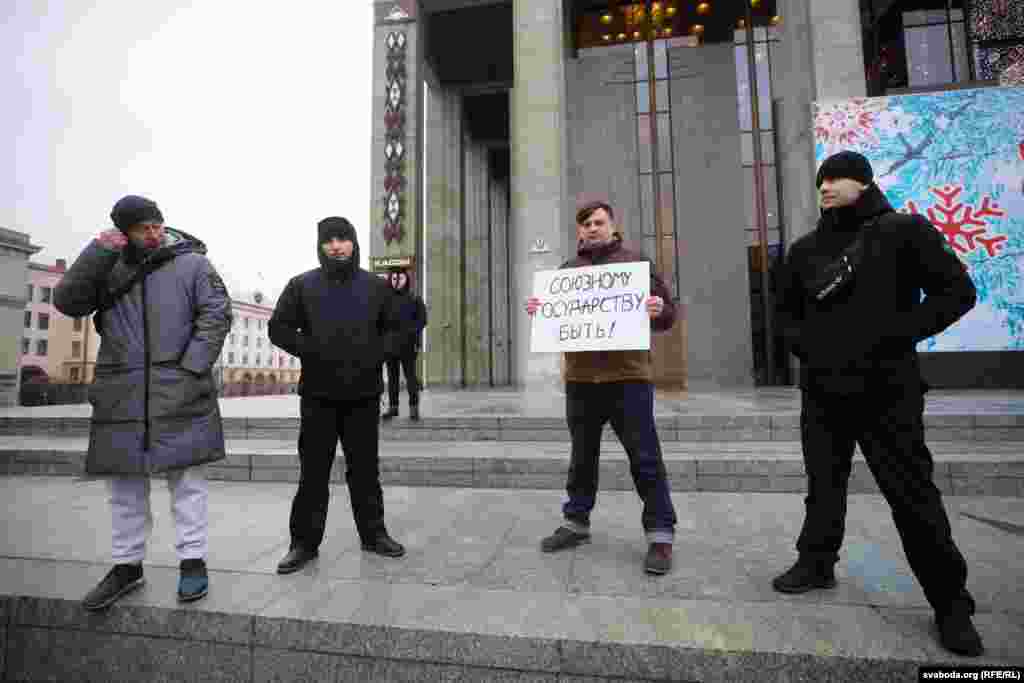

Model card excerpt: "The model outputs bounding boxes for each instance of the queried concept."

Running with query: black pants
[289,395,386,550]
[796,376,974,616]
[385,351,420,408]
[562,381,676,538]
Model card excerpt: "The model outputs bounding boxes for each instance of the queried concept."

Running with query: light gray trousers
[108,467,208,564]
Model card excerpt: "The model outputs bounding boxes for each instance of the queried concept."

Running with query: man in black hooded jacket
[773,151,983,657]
[269,217,406,573]
[381,268,427,421]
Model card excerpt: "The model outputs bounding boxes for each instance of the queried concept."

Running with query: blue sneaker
[177,558,208,603]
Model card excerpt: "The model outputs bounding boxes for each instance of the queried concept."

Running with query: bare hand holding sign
[528,262,651,352]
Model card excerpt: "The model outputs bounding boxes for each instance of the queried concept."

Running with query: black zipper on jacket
[142,275,151,452]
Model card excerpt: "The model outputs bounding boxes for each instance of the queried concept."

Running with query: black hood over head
[393,268,414,294]
[317,216,360,279]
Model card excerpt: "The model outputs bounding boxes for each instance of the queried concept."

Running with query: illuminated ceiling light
[691,23,705,34]
[737,18,746,28]
[696,2,710,15]
[600,12,613,24]
[652,2,662,11]
[750,0,762,8]
[603,33,611,40]
[770,15,781,25]
[617,32,627,40]
[633,30,641,39]
[665,4,677,17]
[663,26,673,35]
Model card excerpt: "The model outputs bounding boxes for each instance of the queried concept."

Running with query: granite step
[2,412,1023,443]
[2,436,1021,496]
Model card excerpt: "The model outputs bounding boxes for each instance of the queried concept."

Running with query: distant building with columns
[368,0,1023,390]
[217,291,301,395]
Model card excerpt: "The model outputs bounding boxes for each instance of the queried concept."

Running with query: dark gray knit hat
[816,151,874,188]
[110,195,164,231]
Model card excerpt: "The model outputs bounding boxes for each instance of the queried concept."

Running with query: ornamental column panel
[371,1,422,272]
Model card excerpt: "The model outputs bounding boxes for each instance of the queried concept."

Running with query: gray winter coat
[54,228,232,475]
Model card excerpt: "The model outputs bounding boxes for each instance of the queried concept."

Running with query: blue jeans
[562,381,676,542]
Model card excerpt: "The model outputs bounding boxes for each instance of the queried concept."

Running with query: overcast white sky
[2,1,374,302]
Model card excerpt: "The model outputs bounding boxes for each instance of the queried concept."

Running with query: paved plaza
[1,389,1023,681]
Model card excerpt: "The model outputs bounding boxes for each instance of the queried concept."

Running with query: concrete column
[772,0,866,245]
[809,0,867,102]
[510,0,570,389]
[424,85,464,386]
[669,44,752,387]
[489,175,511,385]
[772,0,820,244]
[463,139,490,385]
[565,47,640,237]
[0,228,42,406]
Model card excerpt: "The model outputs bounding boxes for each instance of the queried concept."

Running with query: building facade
[1,228,42,405]
[20,259,101,385]
[217,291,302,395]
[368,0,1023,389]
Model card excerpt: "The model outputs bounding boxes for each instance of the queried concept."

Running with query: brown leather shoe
[644,543,672,575]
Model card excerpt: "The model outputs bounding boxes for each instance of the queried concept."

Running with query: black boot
[362,532,405,558]
[936,612,985,657]
[276,546,318,574]
[381,405,399,421]
[409,404,420,421]
[772,557,837,594]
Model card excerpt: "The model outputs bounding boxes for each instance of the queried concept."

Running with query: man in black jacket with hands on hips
[270,217,406,573]
[774,151,983,657]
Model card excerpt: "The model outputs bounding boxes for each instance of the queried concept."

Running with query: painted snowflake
[814,97,888,153]
[903,185,1008,258]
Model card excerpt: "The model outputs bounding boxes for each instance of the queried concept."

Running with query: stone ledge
[2,593,1020,683]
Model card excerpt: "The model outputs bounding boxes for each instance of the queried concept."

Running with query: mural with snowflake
[814,86,1024,351]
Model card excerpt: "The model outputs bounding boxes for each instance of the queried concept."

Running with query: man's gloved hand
[96,229,128,252]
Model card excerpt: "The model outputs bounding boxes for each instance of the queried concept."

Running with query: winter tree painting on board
[814,86,1024,352]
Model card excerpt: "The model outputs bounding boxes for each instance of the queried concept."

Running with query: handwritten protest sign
[530,261,650,353]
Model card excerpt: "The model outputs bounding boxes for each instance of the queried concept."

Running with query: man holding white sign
[525,199,677,575]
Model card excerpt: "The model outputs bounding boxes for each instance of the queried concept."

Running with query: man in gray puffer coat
[55,195,232,610]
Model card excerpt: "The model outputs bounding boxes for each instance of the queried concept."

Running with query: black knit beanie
[816,151,874,188]
[317,216,357,245]
[110,195,164,232]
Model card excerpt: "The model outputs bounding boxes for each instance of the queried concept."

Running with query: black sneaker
[409,405,420,421]
[771,559,837,594]
[82,564,145,611]
[178,559,209,603]
[381,406,399,421]
[362,533,406,558]
[936,612,985,657]
[540,526,591,553]
[276,546,318,574]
